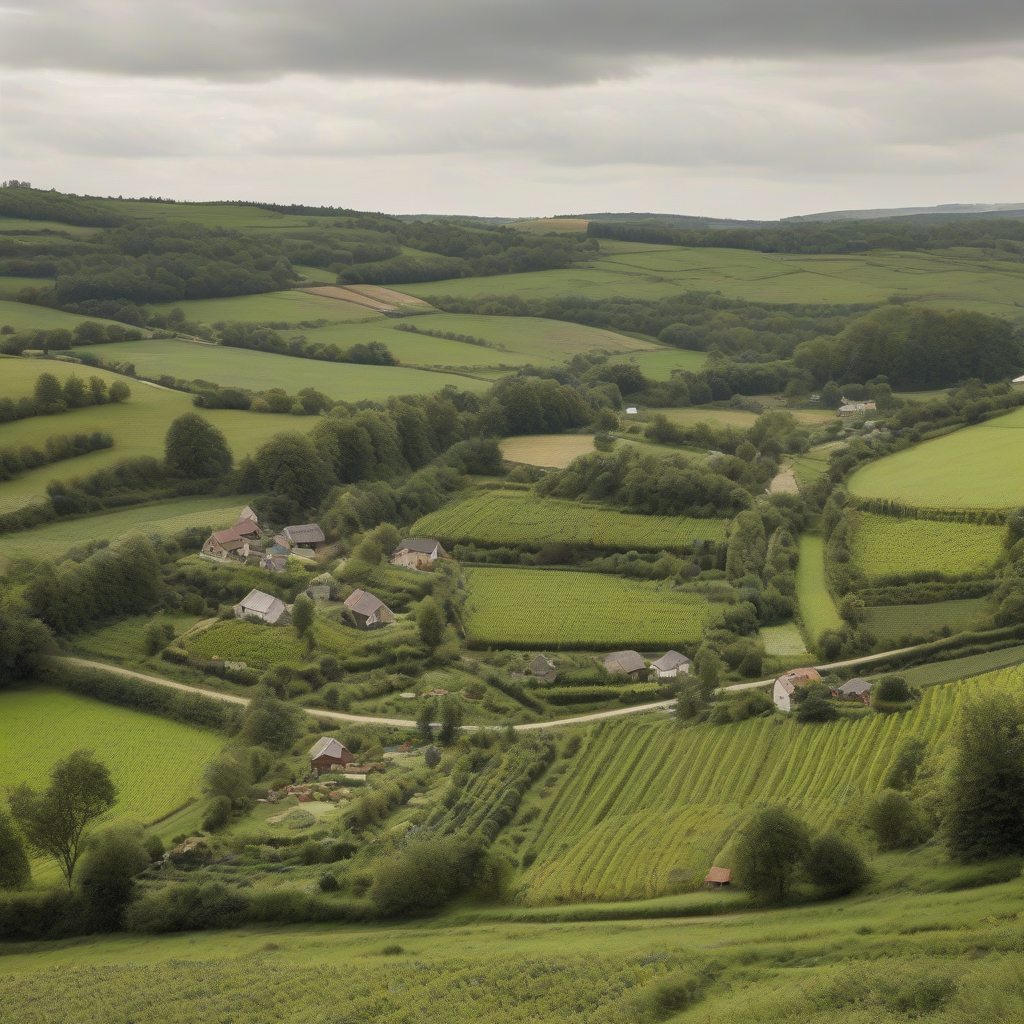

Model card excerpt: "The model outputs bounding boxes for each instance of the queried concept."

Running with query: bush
[318,872,340,893]
[804,832,869,895]
[0,809,31,890]
[368,836,485,917]
[864,790,929,850]
[201,795,232,832]
[77,821,150,930]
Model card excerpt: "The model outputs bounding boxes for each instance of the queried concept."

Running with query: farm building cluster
[202,507,326,572]
[773,667,873,711]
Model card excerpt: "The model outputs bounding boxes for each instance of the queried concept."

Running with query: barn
[343,589,395,629]
[603,650,646,680]
[391,538,447,570]
[233,589,290,625]
[309,737,355,773]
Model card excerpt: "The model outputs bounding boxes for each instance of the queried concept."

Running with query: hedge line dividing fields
[462,567,712,649]
[848,511,1005,583]
[516,668,1021,904]
[412,489,728,553]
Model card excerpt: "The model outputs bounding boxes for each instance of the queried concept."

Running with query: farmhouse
[835,677,873,703]
[201,527,249,562]
[309,737,355,774]
[391,537,447,569]
[773,667,822,712]
[343,588,395,629]
[838,400,877,418]
[704,867,731,888]
[650,650,693,679]
[529,654,557,682]
[603,650,647,680]
[275,523,326,554]
[234,588,291,625]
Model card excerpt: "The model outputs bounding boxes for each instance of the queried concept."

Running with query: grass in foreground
[795,534,842,642]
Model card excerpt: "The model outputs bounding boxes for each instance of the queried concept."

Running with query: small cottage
[773,667,822,712]
[234,588,290,625]
[650,651,693,679]
[603,650,647,680]
[391,537,448,570]
[343,589,395,630]
[276,523,326,553]
[202,526,249,562]
[529,654,557,682]
[309,737,355,774]
[835,678,873,704]
[704,867,731,888]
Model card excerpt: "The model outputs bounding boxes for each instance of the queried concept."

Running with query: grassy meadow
[0,299,120,333]
[146,289,379,325]
[0,495,253,565]
[0,276,53,300]
[848,406,1024,509]
[463,567,713,649]
[849,512,1005,582]
[759,621,808,656]
[862,598,990,645]
[604,346,707,379]
[71,338,492,402]
[499,434,595,467]
[412,489,728,552]
[796,534,843,641]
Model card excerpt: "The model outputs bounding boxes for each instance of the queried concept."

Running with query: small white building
[234,588,290,625]
[650,651,693,679]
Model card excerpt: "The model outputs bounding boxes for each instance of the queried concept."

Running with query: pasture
[516,667,1022,904]
[398,242,1024,318]
[0,687,221,829]
[73,613,206,662]
[0,276,53,300]
[462,567,713,649]
[71,338,491,403]
[0,495,252,564]
[499,434,595,467]
[759,622,808,656]
[0,361,294,515]
[0,299,119,333]
[862,598,990,645]
[848,406,1024,509]
[604,346,706,379]
[849,512,1005,582]
[795,534,842,642]
[146,289,379,325]
[411,489,728,552]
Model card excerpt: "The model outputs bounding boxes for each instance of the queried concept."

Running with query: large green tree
[0,595,51,686]
[0,808,31,890]
[77,821,150,929]
[254,432,333,511]
[733,806,810,903]
[164,413,233,478]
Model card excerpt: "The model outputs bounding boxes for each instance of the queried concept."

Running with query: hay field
[849,512,1005,582]
[500,434,595,467]
[0,687,221,827]
[413,490,727,552]
[397,243,1024,317]
[0,360,294,515]
[0,496,252,564]
[795,534,842,642]
[463,567,712,649]
[71,338,491,402]
[848,407,1024,509]
[862,598,990,645]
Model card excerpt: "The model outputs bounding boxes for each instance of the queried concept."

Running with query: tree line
[0,369,129,425]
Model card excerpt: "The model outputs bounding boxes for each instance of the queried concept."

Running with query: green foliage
[883,739,928,790]
[77,820,150,930]
[864,790,929,851]
[163,413,233,478]
[203,756,251,807]
[424,744,442,769]
[0,808,30,890]
[416,596,446,650]
[804,832,869,896]
[240,687,302,751]
[254,431,332,512]
[795,685,838,723]
[875,675,911,703]
[291,594,315,639]
[438,695,464,745]
[732,806,810,903]
[0,594,51,685]
[201,796,232,832]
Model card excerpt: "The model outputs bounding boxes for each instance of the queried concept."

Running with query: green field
[0,687,221,829]
[848,407,1024,509]
[849,512,1005,582]
[0,360,295,515]
[0,496,253,565]
[398,242,1024,318]
[463,567,713,649]
[792,442,843,488]
[0,299,121,333]
[516,668,1020,904]
[72,613,206,662]
[796,534,842,642]
[499,434,595,468]
[862,598,990,645]
[605,347,707,379]
[0,276,53,300]
[412,489,728,552]
[899,644,1024,688]
[147,289,380,325]
[71,338,491,402]
[759,622,809,656]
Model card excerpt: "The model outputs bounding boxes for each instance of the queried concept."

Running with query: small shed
[234,588,290,625]
[391,537,448,570]
[277,523,326,551]
[529,654,557,682]
[603,650,646,680]
[343,589,395,629]
[309,737,355,774]
[650,651,693,679]
[835,678,873,704]
[704,867,732,888]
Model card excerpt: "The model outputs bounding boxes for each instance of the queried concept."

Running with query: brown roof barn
[343,589,395,629]
[603,650,646,679]
[705,867,732,887]
[309,737,355,773]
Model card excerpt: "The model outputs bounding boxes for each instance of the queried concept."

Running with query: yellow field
[500,434,595,468]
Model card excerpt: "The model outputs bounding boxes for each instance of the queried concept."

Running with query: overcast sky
[3,1,1024,218]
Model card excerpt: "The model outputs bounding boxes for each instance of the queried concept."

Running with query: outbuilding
[234,588,290,625]
[391,537,448,570]
[773,667,822,712]
[603,650,647,680]
[309,737,355,774]
[650,651,693,679]
[276,523,326,552]
[835,678,873,704]
[343,588,395,629]
[704,867,732,888]
[529,654,557,682]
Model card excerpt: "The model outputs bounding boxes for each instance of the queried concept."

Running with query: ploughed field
[411,489,728,553]
[462,567,712,649]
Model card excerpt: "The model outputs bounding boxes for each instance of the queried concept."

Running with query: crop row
[412,489,727,553]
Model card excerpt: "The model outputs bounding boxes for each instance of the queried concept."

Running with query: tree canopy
[164,413,233,478]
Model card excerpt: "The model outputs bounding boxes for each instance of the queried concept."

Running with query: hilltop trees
[0,595,51,685]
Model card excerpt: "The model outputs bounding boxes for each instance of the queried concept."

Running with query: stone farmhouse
[343,588,395,630]
[391,537,447,570]
[603,650,647,680]
[773,667,822,712]
[201,506,264,563]
[650,651,693,679]
[234,588,291,625]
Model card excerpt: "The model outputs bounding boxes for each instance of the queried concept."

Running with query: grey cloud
[3,0,1024,84]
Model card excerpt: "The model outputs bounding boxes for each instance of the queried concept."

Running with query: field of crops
[795,534,842,642]
[398,242,1024,317]
[462,567,713,649]
[412,489,728,552]
[0,495,253,564]
[899,644,1024,688]
[499,434,595,467]
[862,598,990,645]
[147,289,377,324]
[0,686,221,827]
[517,667,1022,903]
[849,512,1005,582]
[73,613,205,662]
[848,407,1024,509]
[758,622,808,656]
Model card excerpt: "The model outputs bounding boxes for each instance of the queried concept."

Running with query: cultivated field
[0,495,252,564]
[463,567,713,649]
[862,598,990,645]
[759,622,808,656]
[0,299,120,333]
[0,687,221,827]
[72,614,207,662]
[848,406,1024,509]
[795,534,842,641]
[398,243,1024,317]
[604,347,707,379]
[499,434,595,467]
[849,512,1005,582]
[412,489,728,552]
[517,668,1020,904]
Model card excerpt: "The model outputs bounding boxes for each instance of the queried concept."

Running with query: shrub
[368,836,485,917]
[201,796,232,832]
[804,832,869,895]
[318,873,340,893]
[0,809,31,890]
[864,790,928,850]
